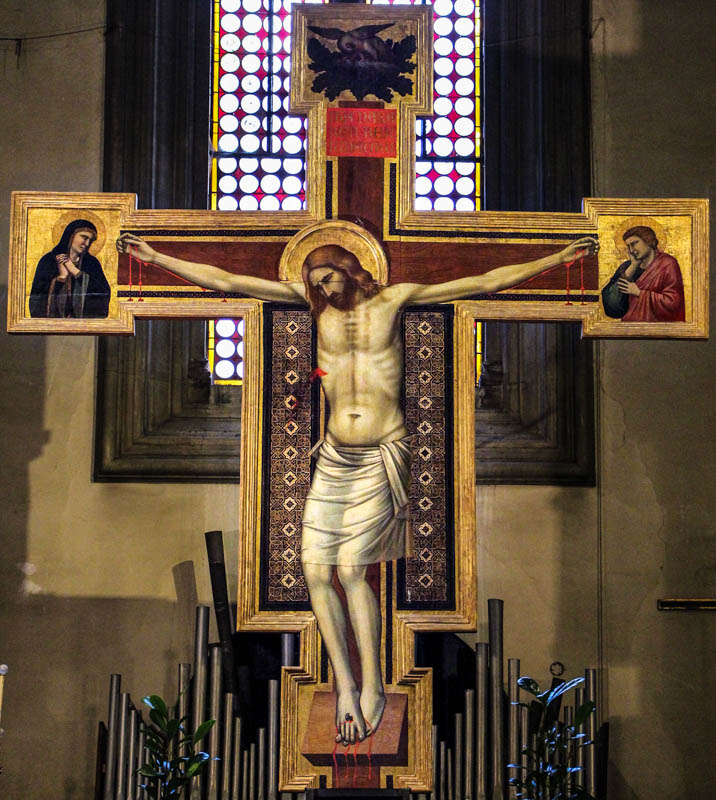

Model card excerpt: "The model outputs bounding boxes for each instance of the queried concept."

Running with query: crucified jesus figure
[117,231,598,745]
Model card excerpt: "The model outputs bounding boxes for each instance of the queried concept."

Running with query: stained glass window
[208,0,482,383]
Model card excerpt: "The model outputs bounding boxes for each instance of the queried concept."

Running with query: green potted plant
[509,676,596,800]
[137,693,215,799]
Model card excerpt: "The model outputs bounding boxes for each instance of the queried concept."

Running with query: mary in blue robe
[29,219,110,318]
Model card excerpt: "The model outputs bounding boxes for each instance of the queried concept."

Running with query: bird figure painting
[306,22,417,102]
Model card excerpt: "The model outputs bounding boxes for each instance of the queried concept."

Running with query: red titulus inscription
[326,107,397,158]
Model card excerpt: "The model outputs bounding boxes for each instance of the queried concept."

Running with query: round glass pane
[435,161,454,175]
[433,117,453,136]
[240,94,260,113]
[434,77,453,96]
[220,94,239,114]
[454,17,474,36]
[454,0,475,15]
[433,97,453,116]
[434,37,454,57]
[456,161,475,176]
[433,0,453,15]
[456,197,476,211]
[215,360,236,380]
[220,33,240,53]
[455,137,474,157]
[434,176,454,196]
[241,54,260,73]
[239,158,259,173]
[260,195,280,211]
[434,57,454,77]
[215,339,236,359]
[416,160,432,175]
[434,196,455,211]
[455,37,474,57]
[239,195,259,211]
[236,361,244,380]
[261,158,281,173]
[283,134,302,154]
[218,157,237,173]
[284,158,303,175]
[240,74,260,93]
[454,97,474,116]
[240,0,260,10]
[218,133,238,152]
[261,174,281,194]
[434,17,453,36]
[242,35,261,53]
[455,77,475,96]
[456,176,475,195]
[239,133,260,152]
[283,116,302,133]
[240,115,260,133]
[455,58,474,77]
[414,196,432,211]
[221,0,240,11]
[220,53,240,72]
[239,174,259,194]
[217,195,238,211]
[282,196,303,210]
[433,137,453,157]
[242,13,262,34]
[220,73,239,93]
[218,175,238,194]
[283,175,302,195]
[454,117,475,137]
[221,14,240,33]
[415,176,432,195]
[220,114,238,133]
[215,319,236,337]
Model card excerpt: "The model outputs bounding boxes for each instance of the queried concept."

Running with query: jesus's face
[308,265,356,310]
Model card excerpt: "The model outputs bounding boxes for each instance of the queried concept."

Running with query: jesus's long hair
[302,244,381,317]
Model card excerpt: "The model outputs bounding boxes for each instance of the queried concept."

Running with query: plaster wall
[0,1,713,798]
[0,3,237,796]
[590,1,715,797]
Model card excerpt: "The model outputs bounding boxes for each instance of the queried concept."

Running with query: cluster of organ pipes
[96,532,603,799]
[414,599,603,800]
[97,614,296,800]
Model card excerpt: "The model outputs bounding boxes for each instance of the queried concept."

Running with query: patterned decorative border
[260,306,317,609]
[399,308,454,609]
[259,306,454,611]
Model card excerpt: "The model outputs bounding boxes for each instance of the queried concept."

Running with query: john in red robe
[601,226,686,322]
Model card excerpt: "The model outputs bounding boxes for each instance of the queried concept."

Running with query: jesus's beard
[325,284,359,311]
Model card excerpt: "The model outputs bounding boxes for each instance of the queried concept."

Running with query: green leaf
[574,699,596,727]
[137,767,162,778]
[517,677,542,696]
[193,719,216,744]
[545,677,584,706]
[149,694,169,718]
[149,708,167,731]
[166,718,181,740]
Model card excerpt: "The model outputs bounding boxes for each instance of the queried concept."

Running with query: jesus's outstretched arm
[116,233,306,304]
[397,237,599,305]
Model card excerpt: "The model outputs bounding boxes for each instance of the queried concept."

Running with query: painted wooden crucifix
[6,2,708,793]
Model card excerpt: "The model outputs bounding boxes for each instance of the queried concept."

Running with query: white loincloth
[301,437,412,566]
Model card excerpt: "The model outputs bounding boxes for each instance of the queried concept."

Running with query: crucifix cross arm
[116,230,598,310]
[116,232,307,305]
[401,236,600,305]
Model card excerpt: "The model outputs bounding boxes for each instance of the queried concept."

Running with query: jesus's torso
[316,289,407,447]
